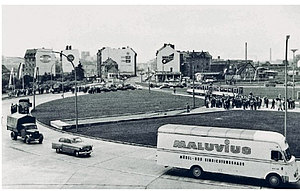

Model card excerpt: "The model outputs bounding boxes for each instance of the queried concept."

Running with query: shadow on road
[165,168,300,189]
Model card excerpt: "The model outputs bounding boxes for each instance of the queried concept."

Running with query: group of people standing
[204,92,296,111]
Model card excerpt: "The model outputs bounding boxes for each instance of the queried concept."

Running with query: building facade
[155,43,212,82]
[62,45,80,73]
[97,46,137,78]
[23,48,57,77]
[101,58,119,80]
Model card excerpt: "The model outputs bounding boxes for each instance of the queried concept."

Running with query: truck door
[270,150,285,173]
[20,128,26,138]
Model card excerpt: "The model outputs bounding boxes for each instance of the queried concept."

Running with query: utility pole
[284,35,290,138]
[60,51,64,98]
[148,67,150,93]
[192,64,195,108]
[245,42,250,83]
[291,49,298,100]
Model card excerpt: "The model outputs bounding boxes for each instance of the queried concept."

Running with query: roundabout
[2,92,300,189]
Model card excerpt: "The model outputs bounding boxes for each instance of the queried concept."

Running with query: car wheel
[267,174,281,187]
[10,132,17,140]
[74,151,79,157]
[191,166,203,178]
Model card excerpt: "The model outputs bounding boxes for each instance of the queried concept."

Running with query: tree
[73,62,84,81]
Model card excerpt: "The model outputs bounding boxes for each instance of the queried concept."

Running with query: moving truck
[157,124,299,187]
[7,113,44,144]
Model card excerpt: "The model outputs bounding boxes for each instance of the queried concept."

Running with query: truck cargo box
[7,113,36,131]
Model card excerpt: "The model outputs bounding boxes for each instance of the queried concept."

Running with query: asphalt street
[2,93,299,189]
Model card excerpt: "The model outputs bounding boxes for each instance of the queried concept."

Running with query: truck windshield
[284,148,292,161]
[26,125,37,130]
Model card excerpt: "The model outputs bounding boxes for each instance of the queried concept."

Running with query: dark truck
[7,113,44,144]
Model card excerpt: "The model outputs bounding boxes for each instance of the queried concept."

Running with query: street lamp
[41,51,78,132]
[50,62,56,88]
[284,35,290,138]
[148,67,151,93]
[291,49,298,100]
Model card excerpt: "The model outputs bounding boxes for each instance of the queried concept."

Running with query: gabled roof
[156,43,175,56]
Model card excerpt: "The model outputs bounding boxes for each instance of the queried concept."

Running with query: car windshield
[72,137,83,143]
[284,148,292,161]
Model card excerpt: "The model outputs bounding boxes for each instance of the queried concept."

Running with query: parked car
[284,82,295,86]
[52,137,93,157]
[159,83,171,89]
[264,81,276,87]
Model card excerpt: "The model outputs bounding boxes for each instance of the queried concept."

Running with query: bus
[187,84,243,97]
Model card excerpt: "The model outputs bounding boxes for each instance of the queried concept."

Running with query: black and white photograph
[2,1,300,189]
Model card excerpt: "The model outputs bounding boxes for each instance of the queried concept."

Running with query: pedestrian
[186,103,190,113]
[173,87,176,94]
[277,98,283,111]
[271,99,275,109]
[265,97,269,108]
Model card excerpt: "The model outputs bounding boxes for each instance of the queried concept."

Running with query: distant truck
[18,98,32,114]
[157,124,299,187]
[7,113,44,144]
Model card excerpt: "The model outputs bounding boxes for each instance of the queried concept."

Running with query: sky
[2,5,300,63]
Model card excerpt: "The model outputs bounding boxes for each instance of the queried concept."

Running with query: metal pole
[291,49,298,100]
[192,65,195,108]
[60,51,64,98]
[74,65,78,132]
[284,35,290,138]
[50,64,54,88]
[33,74,35,111]
[148,67,150,93]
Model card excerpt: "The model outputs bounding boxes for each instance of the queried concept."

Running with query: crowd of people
[204,92,296,111]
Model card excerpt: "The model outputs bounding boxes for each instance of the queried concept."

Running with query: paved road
[2,93,299,189]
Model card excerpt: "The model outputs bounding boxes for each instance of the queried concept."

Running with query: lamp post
[291,49,298,100]
[192,65,195,109]
[284,35,290,138]
[148,67,151,93]
[50,62,56,88]
[41,51,78,132]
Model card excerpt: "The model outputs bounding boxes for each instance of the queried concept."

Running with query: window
[271,150,283,161]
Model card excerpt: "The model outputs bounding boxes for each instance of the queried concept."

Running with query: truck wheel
[38,135,43,144]
[10,132,17,140]
[191,165,203,178]
[25,136,30,144]
[267,174,281,187]
[74,151,79,157]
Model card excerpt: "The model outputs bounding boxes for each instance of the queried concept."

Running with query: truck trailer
[157,124,299,187]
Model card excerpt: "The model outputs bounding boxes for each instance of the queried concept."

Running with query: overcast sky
[2,5,300,62]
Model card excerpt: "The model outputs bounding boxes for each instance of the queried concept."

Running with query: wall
[156,45,180,72]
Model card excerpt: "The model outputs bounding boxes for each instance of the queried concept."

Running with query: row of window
[179,155,245,166]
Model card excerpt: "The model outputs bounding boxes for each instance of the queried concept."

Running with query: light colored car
[52,137,93,157]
